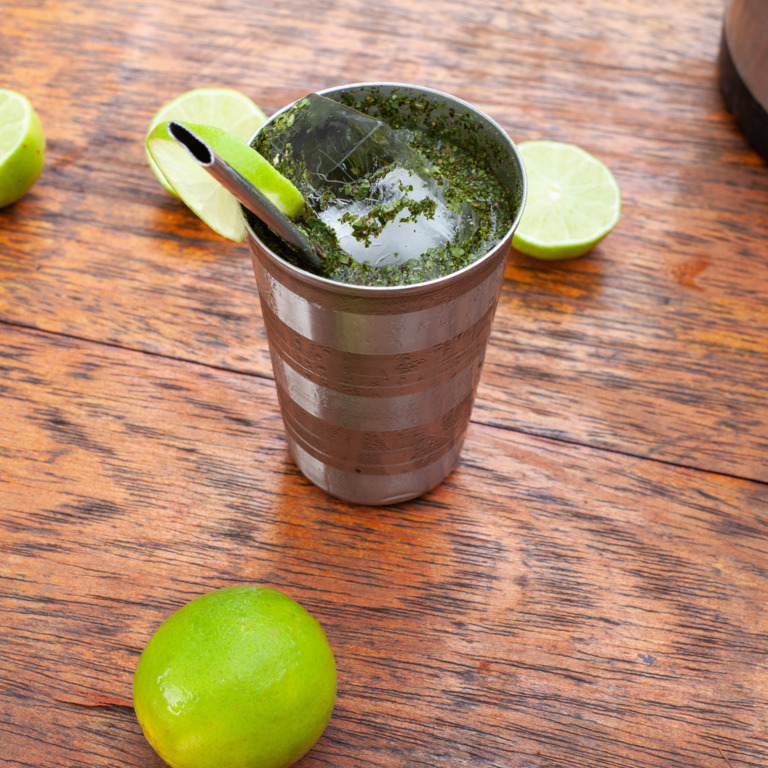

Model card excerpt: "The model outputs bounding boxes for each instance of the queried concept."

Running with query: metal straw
[167,121,322,269]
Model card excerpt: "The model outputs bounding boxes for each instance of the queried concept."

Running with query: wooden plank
[1,0,766,481]
[1,323,766,767]
[2,2,767,764]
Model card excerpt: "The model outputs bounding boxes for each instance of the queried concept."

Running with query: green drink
[248,86,521,287]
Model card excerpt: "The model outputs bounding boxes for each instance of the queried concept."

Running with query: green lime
[0,89,45,208]
[133,585,336,768]
[146,88,267,195]
[146,120,305,242]
[512,140,621,260]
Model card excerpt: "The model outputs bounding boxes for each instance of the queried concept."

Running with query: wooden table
[2,0,767,766]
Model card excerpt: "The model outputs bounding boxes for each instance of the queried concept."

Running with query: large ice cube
[260,94,478,266]
[317,167,465,268]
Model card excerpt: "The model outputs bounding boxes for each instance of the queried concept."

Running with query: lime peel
[146,88,267,195]
[512,140,621,260]
[146,120,305,242]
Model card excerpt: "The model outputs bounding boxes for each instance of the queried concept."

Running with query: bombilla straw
[167,121,322,270]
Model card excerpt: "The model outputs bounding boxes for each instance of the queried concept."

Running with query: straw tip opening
[168,121,213,165]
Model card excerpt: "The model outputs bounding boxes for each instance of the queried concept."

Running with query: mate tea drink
[248,87,520,287]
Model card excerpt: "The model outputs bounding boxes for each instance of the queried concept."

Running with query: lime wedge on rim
[146,88,267,195]
[146,120,305,242]
[512,140,621,260]
[0,89,45,208]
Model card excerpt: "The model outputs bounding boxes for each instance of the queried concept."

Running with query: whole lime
[133,585,336,768]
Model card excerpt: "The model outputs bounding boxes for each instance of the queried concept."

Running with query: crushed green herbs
[248,88,521,287]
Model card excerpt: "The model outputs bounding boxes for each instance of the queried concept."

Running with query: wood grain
[2,323,767,767]
[1,0,767,766]
[1,0,766,481]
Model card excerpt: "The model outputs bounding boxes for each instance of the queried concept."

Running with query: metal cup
[244,83,526,505]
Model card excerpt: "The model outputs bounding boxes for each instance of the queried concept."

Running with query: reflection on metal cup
[244,83,526,505]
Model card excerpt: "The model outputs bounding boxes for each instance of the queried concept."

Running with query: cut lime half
[512,140,621,260]
[146,120,305,242]
[0,89,45,208]
[146,88,267,195]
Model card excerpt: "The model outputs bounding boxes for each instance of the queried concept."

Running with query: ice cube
[317,167,466,268]
[260,94,478,265]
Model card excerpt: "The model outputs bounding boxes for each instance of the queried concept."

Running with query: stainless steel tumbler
[244,83,526,505]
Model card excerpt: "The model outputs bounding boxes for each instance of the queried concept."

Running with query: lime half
[0,89,45,208]
[146,88,267,195]
[512,140,621,260]
[146,120,305,242]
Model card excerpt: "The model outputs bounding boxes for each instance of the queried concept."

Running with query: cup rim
[243,81,527,294]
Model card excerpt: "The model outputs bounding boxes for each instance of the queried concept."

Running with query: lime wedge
[0,89,45,208]
[512,140,621,260]
[146,120,305,242]
[146,88,266,195]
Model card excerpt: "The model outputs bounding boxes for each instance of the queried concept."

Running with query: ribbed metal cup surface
[244,83,526,505]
